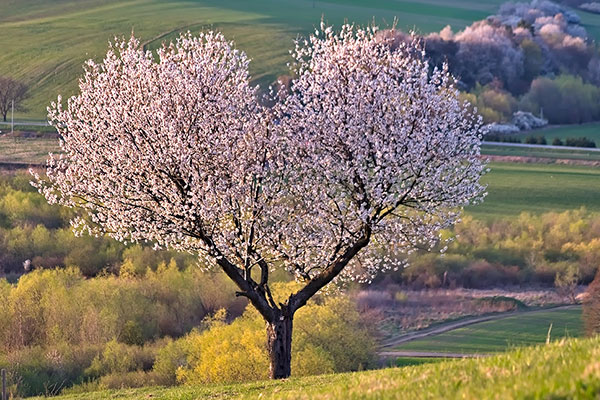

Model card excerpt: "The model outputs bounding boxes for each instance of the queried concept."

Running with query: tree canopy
[34,25,485,378]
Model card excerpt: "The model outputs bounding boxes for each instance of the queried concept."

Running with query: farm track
[378,304,579,359]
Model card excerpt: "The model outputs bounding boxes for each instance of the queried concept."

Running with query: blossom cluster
[34,25,485,292]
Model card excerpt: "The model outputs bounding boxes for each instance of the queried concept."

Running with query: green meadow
[466,162,600,219]
[395,307,583,354]
[31,336,600,400]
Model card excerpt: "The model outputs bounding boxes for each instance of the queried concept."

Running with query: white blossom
[33,26,485,319]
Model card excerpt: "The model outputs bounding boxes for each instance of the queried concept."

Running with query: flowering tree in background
[34,26,485,379]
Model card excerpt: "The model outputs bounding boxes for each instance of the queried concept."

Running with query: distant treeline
[378,1,600,124]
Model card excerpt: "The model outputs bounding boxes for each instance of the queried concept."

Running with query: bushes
[0,265,247,396]
[565,137,596,148]
[0,266,244,352]
[524,135,547,145]
[391,210,600,289]
[173,293,376,385]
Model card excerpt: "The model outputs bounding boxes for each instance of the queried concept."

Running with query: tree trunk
[266,311,293,379]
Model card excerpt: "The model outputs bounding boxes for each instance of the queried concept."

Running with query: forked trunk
[266,311,293,379]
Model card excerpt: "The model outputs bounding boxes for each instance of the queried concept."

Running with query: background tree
[0,77,27,122]
[34,27,485,379]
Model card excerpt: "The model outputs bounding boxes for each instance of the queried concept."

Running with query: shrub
[524,135,546,145]
[475,296,527,310]
[152,338,189,385]
[565,137,596,148]
[174,293,376,385]
[554,264,580,303]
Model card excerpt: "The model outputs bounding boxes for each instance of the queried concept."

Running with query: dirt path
[378,304,579,359]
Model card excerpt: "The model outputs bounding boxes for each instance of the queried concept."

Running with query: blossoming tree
[34,26,485,379]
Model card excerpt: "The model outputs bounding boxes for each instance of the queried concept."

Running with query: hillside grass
[33,336,600,399]
[0,0,530,120]
[466,162,600,219]
[395,306,582,354]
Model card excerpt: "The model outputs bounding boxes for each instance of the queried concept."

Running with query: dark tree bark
[194,216,372,380]
[266,307,293,379]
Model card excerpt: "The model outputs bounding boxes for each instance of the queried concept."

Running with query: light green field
[32,336,600,399]
[395,307,582,354]
[0,0,534,120]
[466,162,600,219]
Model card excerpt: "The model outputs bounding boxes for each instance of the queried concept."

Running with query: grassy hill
[32,336,600,399]
[0,0,550,120]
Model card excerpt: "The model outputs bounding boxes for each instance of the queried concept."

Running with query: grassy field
[0,0,559,120]
[537,123,600,143]
[395,307,583,354]
[32,336,600,399]
[481,144,600,161]
[466,162,600,219]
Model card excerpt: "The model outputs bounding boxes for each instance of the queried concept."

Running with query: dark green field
[395,307,582,354]
[466,162,600,219]
[537,123,600,142]
[481,144,600,161]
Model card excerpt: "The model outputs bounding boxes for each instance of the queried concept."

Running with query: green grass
[481,144,600,161]
[393,357,446,367]
[466,162,600,219]
[537,123,600,143]
[33,336,600,399]
[0,0,526,120]
[395,307,583,354]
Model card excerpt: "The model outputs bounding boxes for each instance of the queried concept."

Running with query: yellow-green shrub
[173,291,376,385]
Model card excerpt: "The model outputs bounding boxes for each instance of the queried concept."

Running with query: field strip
[378,304,579,353]
[482,141,600,152]
[379,351,483,358]
[482,155,600,166]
